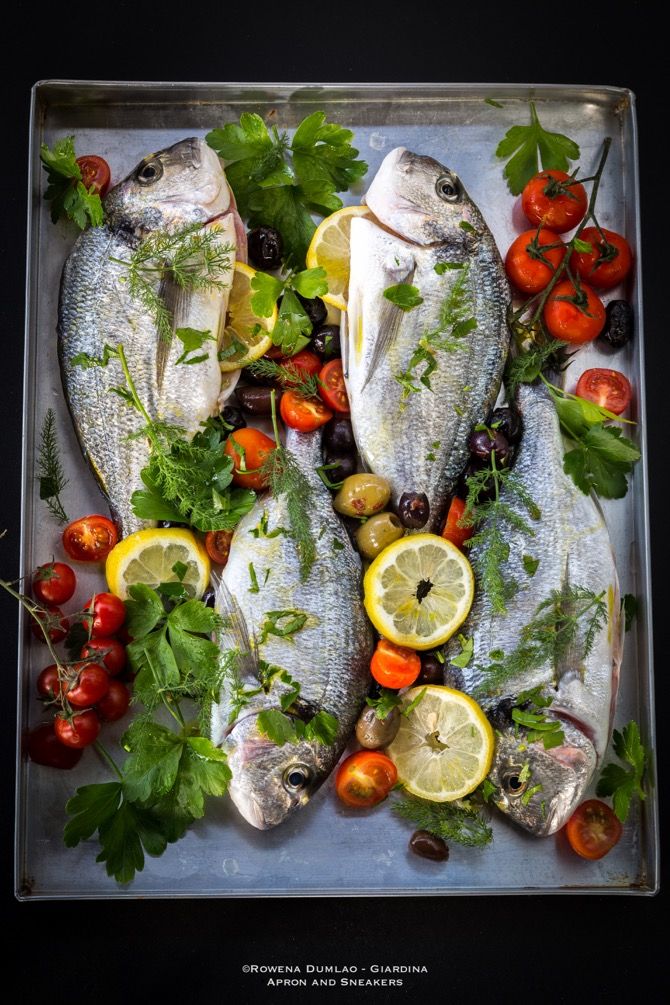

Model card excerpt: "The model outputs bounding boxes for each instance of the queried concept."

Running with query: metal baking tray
[15,81,658,898]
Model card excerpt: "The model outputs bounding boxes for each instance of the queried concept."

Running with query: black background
[1,3,666,1000]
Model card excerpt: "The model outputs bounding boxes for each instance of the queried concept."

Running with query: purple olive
[235,385,276,415]
[323,416,355,455]
[417,652,443,685]
[247,226,283,271]
[489,407,522,445]
[297,295,327,328]
[323,451,357,483]
[468,428,511,465]
[409,830,449,862]
[398,491,430,529]
[311,325,341,360]
[220,405,246,432]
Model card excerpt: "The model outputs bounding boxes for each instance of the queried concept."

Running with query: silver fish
[58,137,244,537]
[443,382,623,835]
[211,428,374,830]
[344,147,510,531]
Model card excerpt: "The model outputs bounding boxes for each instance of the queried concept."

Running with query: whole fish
[442,382,623,835]
[210,428,374,830]
[58,137,245,537]
[344,146,510,531]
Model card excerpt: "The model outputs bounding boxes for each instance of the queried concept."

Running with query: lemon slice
[306,205,372,311]
[386,685,494,802]
[219,262,277,372]
[106,528,211,600]
[363,534,474,650]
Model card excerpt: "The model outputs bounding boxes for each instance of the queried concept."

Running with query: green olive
[355,704,401,749]
[332,474,391,518]
[354,511,404,559]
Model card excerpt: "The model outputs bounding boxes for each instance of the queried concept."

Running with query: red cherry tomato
[280,390,333,432]
[543,280,606,344]
[571,227,633,290]
[281,349,322,379]
[63,662,110,708]
[370,639,421,690]
[335,751,398,808]
[80,637,127,676]
[83,593,126,638]
[76,155,111,197]
[504,228,565,295]
[441,497,473,550]
[31,607,69,644]
[32,562,76,606]
[54,709,101,749]
[575,368,632,416]
[318,359,349,414]
[96,679,131,722]
[62,515,118,563]
[223,427,275,490]
[521,169,588,233]
[565,799,622,860]
[27,722,83,768]
[36,664,64,701]
[204,530,234,566]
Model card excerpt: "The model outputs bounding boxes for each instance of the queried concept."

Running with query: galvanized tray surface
[16,82,658,898]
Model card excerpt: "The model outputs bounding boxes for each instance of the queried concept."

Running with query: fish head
[488,718,597,836]
[104,137,231,234]
[223,713,332,830]
[364,146,479,245]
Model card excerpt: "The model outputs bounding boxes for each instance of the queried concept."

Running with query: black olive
[243,367,280,389]
[311,324,341,360]
[159,520,187,529]
[323,416,355,455]
[599,299,633,350]
[398,491,430,529]
[201,587,216,609]
[247,226,283,271]
[235,385,276,415]
[409,830,449,862]
[297,294,328,328]
[220,405,246,432]
[468,428,511,464]
[323,450,357,483]
[488,406,522,445]
[418,651,443,685]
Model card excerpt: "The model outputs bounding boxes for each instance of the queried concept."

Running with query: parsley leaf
[250,269,328,356]
[596,720,648,823]
[450,634,474,669]
[563,425,640,499]
[173,327,216,366]
[383,283,424,311]
[522,555,540,577]
[495,102,580,195]
[366,688,402,720]
[40,136,104,229]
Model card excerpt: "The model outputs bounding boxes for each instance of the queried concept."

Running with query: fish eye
[283,764,312,793]
[436,174,460,202]
[502,768,527,798]
[136,159,164,186]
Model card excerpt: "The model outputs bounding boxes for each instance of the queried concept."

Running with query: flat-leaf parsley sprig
[495,101,580,196]
[249,267,329,357]
[596,720,650,823]
[40,136,104,229]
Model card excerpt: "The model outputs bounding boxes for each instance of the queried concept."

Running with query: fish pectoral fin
[214,576,259,681]
[155,277,187,389]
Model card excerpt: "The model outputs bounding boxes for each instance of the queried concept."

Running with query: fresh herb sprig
[40,136,104,229]
[393,793,493,848]
[596,720,649,823]
[250,267,328,356]
[247,356,322,400]
[511,687,565,750]
[496,101,580,195]
[36,408,69,524]
[253,663,338,747]
[384,283,424,311]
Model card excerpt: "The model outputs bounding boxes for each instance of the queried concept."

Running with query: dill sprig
[504,336,571,396]
[36,408,69,524]
[393,792,493,848]
[246,357,322,399]
[109,223,234,342]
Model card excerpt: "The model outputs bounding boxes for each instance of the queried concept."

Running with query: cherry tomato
[54,709,101,749]
[204,530,234,566]
[80,637,127,676]
[76,155,111,197]
[36,664,64,701]
[521,169,588,233]
[575,368,632,416]
[280,390,333,432]
[441,497,473,550]
[335,751,398,808]
[83,593,126,638]
[543,280,606,344]
[504,228,565,295]
[318,359,350,414]
[32,562,76,606]
[370,639,421,690]
[565,799,622,860]
[571,227,633,290]
[31,607,69,644]
[27,722,83,768]
[281,349,322,379]
[224,427,275,490]
[96,679,131,722]
[62,515,118,563]
[63,662,110,708]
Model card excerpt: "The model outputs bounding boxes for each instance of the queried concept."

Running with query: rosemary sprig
[36,408,69,524]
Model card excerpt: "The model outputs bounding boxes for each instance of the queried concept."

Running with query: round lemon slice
[306,205,372,311]
[363,534,474,650]
[386,685,494,802]
[219,261,278,372]
[106,528,211,600]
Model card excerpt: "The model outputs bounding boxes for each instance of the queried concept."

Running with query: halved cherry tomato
[204,530,234,565]
[282,349,322,379]
[224,427,275,490]
[543,280,605,344]
[96,679,131,722]
[83,593,126,638]
[336,750,398,808]
[76,155,111,197]
[318,359,350,414]
[565,799,622,860]
[441,497,473,550]
[505,228,565,295]
[575,368,632,416]
[27,722,83,768]
[521,169,587,233]
[32,562,76,607]
[571,227,633,290]
[54,709,100,749]
[31,607,69,644]
[370,639,421,689]
[36,664,63,701]
[63,662,110,709]
[62,515,118,563]
[280,390,333,432]
[80,637,127,676]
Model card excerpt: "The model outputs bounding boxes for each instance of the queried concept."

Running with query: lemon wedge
[386,685,494,802]
[106,528,210,600]
[363,534,474,650]
[219,262,277,372]
[306,205,372,311]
